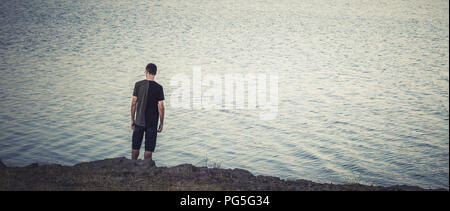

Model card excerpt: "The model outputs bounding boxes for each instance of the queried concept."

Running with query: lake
[0,0,448,189]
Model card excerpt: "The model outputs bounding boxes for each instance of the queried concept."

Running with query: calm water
[0,0,448,189]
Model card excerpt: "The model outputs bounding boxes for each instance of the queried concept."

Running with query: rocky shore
[0,157,445,191]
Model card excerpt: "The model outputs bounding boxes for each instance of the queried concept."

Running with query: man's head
[146,63,157,75]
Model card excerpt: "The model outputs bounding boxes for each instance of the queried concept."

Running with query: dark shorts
[132,124,157,152]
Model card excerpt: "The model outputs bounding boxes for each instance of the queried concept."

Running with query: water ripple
[0,0,448,189]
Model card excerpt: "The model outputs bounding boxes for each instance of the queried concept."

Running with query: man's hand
[157,123,163,133]
[158,100,164,133]
[131,96,137,131]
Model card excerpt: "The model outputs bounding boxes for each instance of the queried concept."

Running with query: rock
[1,157,443,191]
[73,157,157,173]
[26,163,39,168]
[386,185,425,191]
[74,157,128,169]
[232,168,254,178]
[135,159,156,168]
[167,164,196,174]
[0,159,6,168]
[134,159,157,175]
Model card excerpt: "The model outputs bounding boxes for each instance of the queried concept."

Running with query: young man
[130,63,165,160]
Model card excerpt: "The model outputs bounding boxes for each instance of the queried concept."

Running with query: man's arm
[157,100,164,133]
[131,96,137,131]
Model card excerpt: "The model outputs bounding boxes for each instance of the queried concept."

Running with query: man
[130,63,165,160]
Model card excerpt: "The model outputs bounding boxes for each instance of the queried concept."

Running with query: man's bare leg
[144,151,152,160]
[132,149,140,160]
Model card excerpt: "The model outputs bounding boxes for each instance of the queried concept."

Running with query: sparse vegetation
[198,152,222,169]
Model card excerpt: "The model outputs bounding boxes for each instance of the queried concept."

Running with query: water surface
[0,0,448,189]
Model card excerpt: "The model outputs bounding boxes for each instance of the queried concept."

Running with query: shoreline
[0,157,446,191]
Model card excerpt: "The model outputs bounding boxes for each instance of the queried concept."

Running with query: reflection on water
[0,0,448,189]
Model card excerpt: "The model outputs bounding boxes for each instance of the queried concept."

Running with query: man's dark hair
[146,63,157,75]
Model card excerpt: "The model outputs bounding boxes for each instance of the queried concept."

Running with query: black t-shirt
[145,80,164,128]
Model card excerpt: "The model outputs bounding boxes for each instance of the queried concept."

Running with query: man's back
[133,80,164,127]
[145,80,164,127]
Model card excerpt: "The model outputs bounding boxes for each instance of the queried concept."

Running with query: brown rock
[26,163,39,168]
